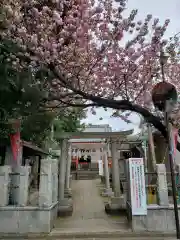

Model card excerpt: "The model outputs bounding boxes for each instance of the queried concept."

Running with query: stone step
[77,173,99,176]
[77,174,99,179]
[77,177,99,180]
[77,173,95,175]
[77,174,99,177]
[50,229,176,238]
[78,172,99,174]
[77,174,99,176]
[3,230,175,239]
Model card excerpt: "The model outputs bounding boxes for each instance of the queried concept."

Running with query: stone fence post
[156,164,169,206]
[39,159,53,207]
[51,158,58,203]
[10,166,31,206]
[0,166,11,206]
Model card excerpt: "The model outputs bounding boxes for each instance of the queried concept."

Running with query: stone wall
[126,161,180,234]
[0,203,58,233]
[0,157,59,233]
[130,205,180,233]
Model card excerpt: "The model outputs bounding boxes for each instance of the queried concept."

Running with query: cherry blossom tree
[1,0,180,147]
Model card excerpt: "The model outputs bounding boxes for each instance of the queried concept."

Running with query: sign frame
[128,158,147,215]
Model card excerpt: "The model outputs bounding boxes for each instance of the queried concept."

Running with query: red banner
[10,132,21,162]
[9,121,21,162]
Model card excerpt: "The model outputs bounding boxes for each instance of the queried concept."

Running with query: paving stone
[53,179,129,231]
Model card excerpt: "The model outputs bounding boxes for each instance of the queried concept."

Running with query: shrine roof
[22,140,49,155]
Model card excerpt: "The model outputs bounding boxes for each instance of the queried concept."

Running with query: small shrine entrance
[71,141,105,171]
[53,129,145,233]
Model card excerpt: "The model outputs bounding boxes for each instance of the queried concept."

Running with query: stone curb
[0,231,176,239]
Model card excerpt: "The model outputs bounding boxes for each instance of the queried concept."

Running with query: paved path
[53,179,129,232]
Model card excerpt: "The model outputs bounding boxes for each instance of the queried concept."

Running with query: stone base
[64,188,72,198]
[101,188,114,197]
[57,198,73,217]
[100,176,105,184]
[0,203,58,233]
[105,203,127,215]
[111,196,125,207]
[105,195,126,216]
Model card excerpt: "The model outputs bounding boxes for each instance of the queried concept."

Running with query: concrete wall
[0,203,58,233]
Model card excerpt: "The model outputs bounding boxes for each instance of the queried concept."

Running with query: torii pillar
[64,143,72,197]
[58,138,73,216]
[105,138,126,213]
[101,144,113,196]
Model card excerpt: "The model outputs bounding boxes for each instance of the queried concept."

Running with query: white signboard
[129,158,147,215]
[98,160,104,176]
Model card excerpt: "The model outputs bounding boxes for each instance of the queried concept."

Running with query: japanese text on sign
[129,158,147,215]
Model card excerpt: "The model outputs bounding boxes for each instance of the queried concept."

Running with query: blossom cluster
[1,0,180,119]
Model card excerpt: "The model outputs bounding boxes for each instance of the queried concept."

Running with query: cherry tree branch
[47,63,180,152]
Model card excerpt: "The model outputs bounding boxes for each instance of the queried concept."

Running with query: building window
[92,149,96,152]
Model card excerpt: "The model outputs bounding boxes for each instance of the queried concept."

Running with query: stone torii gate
[55,129,134,215]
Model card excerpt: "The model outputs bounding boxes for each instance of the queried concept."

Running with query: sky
[82,0,180,133]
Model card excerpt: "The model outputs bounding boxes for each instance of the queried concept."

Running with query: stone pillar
[105,139,125,213]
[19,166,31,206]
[58,139,68,202]
[101,146,113,196]
[156,164,169,206]
[11,166,31,206]
[6,142,24,205]
[65,143,72,197]
[99,148,105,183]
[111,140,121,197]
[39,159,53,207]
[77,149,81,170]
[58,139,73,216]
[0,166,11,206]
[52,159,58,203]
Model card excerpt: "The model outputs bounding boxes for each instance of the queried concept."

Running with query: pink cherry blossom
[1,0,180,124]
